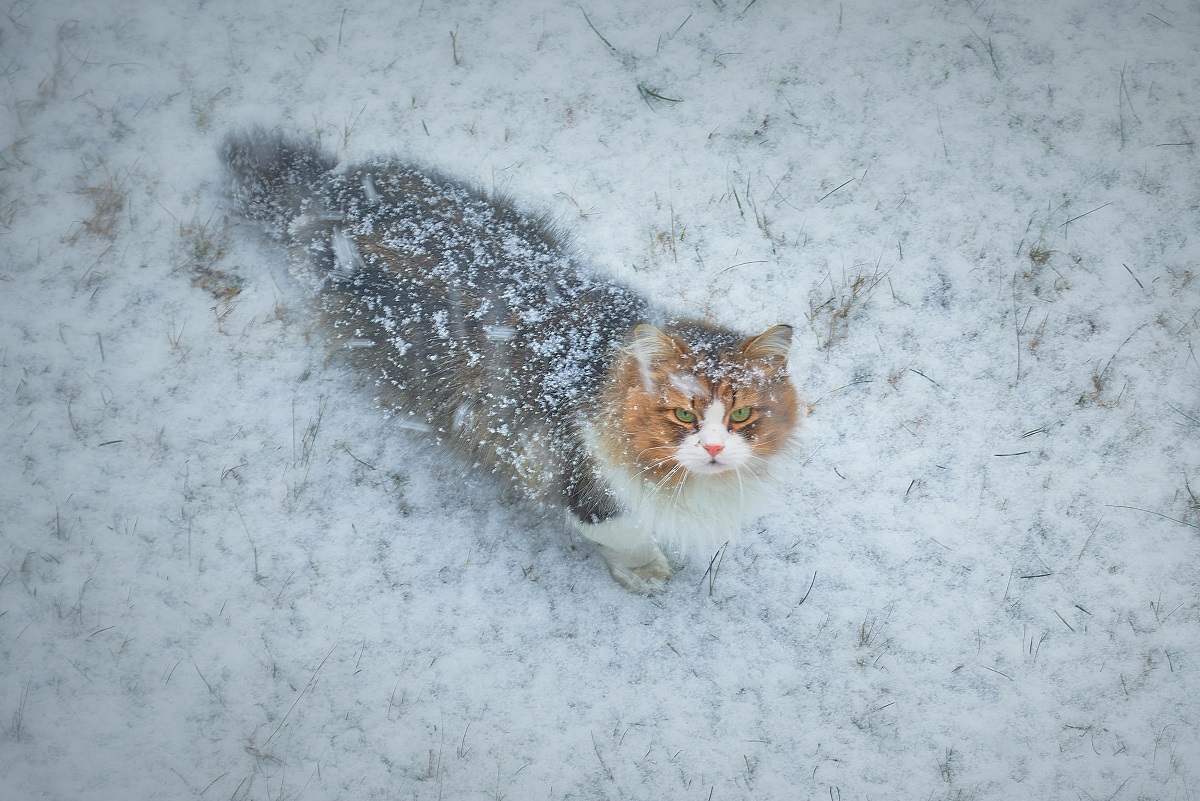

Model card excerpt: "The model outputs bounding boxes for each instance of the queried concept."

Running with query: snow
[1,0,1198,798]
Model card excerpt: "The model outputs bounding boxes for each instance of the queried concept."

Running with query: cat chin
[591,455,767,556]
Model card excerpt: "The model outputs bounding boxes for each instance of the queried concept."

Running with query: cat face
[671,398,756,475]
[602,322,801,488]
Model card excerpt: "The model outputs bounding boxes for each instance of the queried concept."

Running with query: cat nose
[704,443,724,458]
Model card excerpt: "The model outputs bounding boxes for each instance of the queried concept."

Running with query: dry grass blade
[579,7,618,54]
[261,638,340,751]
[69,160,137,241]
[1105,503,1198,530]
[702,542,729,596]
[785,571,818,618]
[591,731,614,781]
[8,672,32,741]
[637,83,681,108]
[807,266,887,348]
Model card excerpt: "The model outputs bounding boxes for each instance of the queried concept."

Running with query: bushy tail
[219,128,338,236]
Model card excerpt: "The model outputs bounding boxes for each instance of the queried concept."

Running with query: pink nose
[704,443,724,458]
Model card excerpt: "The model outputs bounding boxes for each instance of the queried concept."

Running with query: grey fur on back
[220,130,653,522]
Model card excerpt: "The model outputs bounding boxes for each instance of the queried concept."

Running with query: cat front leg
[570,516,671,593]
[599,545,672,594]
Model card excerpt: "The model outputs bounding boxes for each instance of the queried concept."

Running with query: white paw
[600,546,672,594]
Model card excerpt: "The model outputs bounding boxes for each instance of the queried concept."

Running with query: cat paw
[600,546,672,594]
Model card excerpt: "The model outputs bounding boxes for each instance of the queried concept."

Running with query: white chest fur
[584,421,765,556]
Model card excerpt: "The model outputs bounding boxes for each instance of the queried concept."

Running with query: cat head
[603,320,801,488]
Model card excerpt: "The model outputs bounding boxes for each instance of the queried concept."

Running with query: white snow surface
[2,0,1199,798]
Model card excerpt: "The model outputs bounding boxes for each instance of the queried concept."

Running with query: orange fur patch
[597,323,801,488]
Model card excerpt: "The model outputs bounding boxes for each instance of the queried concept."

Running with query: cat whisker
[633,450,681,470]
[611,457,679,504]
[634,445,677,460]
[732,464,746,510]
[652,464,686,495]
[629,445,672,460]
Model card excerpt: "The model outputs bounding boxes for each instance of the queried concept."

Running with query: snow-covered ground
[2,0,1199,798]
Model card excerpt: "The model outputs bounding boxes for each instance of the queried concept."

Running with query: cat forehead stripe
[668,373,706,397]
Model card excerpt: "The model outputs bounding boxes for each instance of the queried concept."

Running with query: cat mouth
[683,457,738,476]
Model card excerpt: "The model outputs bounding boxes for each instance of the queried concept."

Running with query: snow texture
[2,1,1199,799]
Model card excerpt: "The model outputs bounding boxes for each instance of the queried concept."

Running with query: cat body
[220,129,801,591]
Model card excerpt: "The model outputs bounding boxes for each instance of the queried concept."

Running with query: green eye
[729,407,752,424]
[674,408,697,424]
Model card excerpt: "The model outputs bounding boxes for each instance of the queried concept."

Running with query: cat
[219,128,802,592]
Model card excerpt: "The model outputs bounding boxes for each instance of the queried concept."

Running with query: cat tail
[219,127,338,237]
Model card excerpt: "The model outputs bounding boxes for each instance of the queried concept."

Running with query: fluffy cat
[220,129,801,592]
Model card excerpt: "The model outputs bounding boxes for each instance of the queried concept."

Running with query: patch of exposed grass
[68,161,137,241]
[806,265,887,349]
[167,207,241,303]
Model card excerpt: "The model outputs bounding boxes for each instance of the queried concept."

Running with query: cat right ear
[630,323,678,364]
[629,324,679,394]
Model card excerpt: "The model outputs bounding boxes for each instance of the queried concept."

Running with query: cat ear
[743,325,793,364]
[629,324,680,394]
[630,323,678,363]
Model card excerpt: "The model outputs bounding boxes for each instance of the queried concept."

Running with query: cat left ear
[743,325,793,364]
[630,323,678,363]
